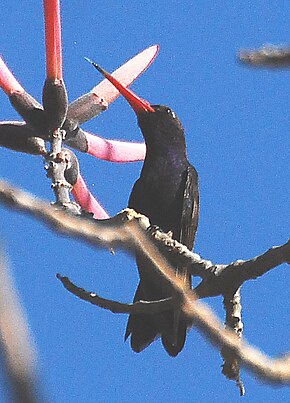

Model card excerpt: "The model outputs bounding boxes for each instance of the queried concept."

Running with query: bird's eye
[166,108,176,119]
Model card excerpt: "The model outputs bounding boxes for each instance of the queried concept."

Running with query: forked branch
[0,179,289,385]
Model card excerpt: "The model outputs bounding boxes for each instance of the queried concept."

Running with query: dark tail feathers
[125,282,187,356]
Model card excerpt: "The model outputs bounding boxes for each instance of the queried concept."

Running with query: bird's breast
[133,155,188,234]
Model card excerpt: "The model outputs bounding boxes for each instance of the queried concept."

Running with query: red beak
[86,59,155,114]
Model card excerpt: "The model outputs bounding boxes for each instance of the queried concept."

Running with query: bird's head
[89,61,186,149]
[136,104,185,149]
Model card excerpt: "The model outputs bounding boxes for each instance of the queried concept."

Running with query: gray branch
[57,274,173,314]
[221,288,245,396]
[0,249,40,403]
[238,45,290,68]
[46,129,72,204]
[0,179,289,385]
[149,226,289,297]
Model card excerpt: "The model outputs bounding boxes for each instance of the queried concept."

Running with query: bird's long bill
[91,62,155,114]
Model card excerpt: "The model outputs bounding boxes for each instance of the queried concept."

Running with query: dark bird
[89,61,199,356]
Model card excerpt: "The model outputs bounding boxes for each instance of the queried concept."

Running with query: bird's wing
[128,178,150,216]
[179,165,199,251]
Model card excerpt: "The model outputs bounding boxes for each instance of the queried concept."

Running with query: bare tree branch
[0,180,289,385]
[148,226,289,297]
[1,178,287,288]
[57,274,173,314]
[221,288,245,396]
[182,293,290,384]
[148,226,214,277]
[46,129,72,205]
[0,179,138,248]
[195,242,290,298]
[239,45,290,68]
[0,249,40,403]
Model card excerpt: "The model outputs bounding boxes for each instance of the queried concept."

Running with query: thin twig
[57,274,173,314]
[221,289,245,396]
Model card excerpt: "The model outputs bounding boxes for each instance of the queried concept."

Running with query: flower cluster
[0,0,159,218]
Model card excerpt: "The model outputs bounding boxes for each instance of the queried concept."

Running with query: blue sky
[0,1,289,402]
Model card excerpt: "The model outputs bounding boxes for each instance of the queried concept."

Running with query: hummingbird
[88,60,199,356]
